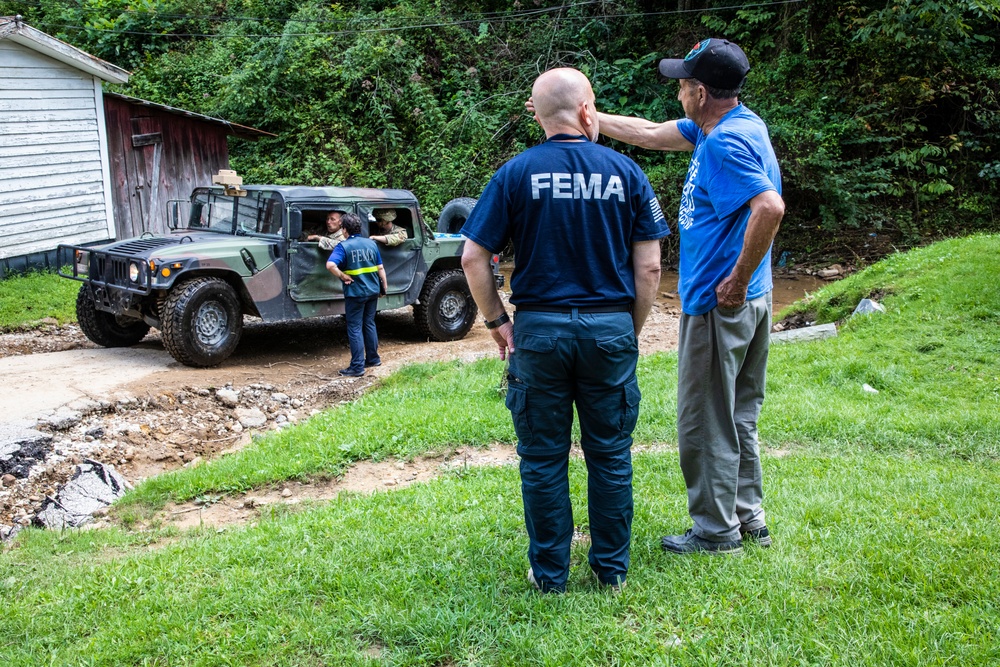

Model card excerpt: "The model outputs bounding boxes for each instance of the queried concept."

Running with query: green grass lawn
[0,270,79,330]
[3,235,999,665]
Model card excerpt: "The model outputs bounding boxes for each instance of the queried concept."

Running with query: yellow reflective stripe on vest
[344,266,379,276]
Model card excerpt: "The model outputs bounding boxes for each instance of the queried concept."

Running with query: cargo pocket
[620,377,641,436]
[504,377,532,448]
[596,331,638,356]
[514,332,557,355]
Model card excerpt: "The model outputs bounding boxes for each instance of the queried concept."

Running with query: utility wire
[30,0,806,40]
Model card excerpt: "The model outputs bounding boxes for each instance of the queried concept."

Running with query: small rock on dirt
[236,407,267,429]
[216,388,240,407]
[817,264,844,279]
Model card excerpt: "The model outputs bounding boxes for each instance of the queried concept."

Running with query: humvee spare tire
[413,269,478,341]
[76,286,150,347]
[161,277,243,367]
[436,197,477,234]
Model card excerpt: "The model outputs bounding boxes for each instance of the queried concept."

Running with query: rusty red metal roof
[105,92,276,140]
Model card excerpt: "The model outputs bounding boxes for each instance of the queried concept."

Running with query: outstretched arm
[526,97,693,151]
[597,113,694,152]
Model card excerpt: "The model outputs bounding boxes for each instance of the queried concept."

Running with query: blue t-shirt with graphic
[676,105,781,316]
[329,236,382,299]
[461,135,670,307]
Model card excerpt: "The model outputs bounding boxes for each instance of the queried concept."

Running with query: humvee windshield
[189,189,284,236]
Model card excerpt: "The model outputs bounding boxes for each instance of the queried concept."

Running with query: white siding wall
[0,40,115,260]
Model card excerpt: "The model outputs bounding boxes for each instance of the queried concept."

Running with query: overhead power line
[31,0,806,40]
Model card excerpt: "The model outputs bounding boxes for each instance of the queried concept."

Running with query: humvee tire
[414,269,478,341]
[75,285,150,347]
[436,197,477,234]
[161,277,243,367]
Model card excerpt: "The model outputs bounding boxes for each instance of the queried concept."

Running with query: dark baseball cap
[658,38,750,89]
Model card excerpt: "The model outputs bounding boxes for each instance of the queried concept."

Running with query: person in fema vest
[326,213,388,376]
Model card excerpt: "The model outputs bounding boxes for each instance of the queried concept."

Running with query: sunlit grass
[4,452,999,665]
[0,270,79,330]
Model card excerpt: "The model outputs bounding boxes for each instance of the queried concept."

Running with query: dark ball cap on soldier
[658,38,750,89]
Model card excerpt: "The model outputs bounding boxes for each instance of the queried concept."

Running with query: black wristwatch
[484,312,510,329]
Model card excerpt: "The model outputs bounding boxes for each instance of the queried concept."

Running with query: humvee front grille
[89,253,152,295]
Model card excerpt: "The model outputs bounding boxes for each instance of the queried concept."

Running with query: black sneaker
[741,525,772,548]
[364,359,382,368]
[661,529,743,555]
[338,368,365,377]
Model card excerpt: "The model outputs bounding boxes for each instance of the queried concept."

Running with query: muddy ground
[0,269,826,533]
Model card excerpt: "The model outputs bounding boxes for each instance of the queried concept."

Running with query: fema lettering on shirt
[530,172,625,201]
[350,247,377,265]
[678,156,700,231]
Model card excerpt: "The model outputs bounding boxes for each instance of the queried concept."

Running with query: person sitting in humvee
[304,210,347,250]
[370,208,408,247]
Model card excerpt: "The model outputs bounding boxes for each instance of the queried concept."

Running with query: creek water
[499,264,828,315]
[658,270,828,314]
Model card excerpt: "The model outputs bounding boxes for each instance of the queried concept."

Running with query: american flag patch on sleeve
[649,197,665,223]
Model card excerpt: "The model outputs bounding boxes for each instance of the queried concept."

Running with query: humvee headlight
[161,268,171,278]
[129,262,140,282]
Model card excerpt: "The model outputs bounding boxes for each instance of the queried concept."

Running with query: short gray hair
[694,77,743,100]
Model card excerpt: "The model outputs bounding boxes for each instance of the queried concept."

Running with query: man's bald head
[531,68,598,139]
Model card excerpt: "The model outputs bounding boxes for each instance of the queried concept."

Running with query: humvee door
[359,203,420,294]
[288,205,346,302]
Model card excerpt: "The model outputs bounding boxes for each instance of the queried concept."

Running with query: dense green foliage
[125,234,1000,510]
[3,1,999,250]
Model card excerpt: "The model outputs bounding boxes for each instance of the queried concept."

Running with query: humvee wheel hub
[439,292,464,320]
[194,301,229,345]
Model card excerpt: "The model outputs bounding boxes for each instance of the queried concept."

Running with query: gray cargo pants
[677,293,771,542]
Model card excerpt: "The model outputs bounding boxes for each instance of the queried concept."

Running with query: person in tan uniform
[307,210,347,251]
[370,209,408,247]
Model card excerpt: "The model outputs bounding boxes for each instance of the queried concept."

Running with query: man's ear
[580,100,595,130]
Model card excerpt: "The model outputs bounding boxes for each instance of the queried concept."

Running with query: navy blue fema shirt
[461,135,670,308]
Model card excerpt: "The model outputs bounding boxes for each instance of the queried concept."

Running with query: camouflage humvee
[58,178,500,367]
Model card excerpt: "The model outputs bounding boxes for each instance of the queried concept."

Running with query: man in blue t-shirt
[596,39,785,555]
[326,213,388,377]
[462,68,668,593]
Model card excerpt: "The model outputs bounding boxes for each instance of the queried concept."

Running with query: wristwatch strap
[483,312,510,329]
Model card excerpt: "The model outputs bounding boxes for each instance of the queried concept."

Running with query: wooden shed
[0,17,127,276]
[0,18,274,277]
[102,93,273,240]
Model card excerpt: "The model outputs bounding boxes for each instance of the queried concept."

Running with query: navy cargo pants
[505,309,640,593]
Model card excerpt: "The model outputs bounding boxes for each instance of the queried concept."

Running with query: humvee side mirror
[166,199,187,230]
[287,208,302,240]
